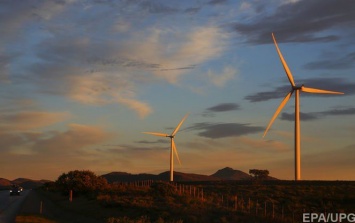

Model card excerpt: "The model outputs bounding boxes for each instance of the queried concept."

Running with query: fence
[112,180,340,222]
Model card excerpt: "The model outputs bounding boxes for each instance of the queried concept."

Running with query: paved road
[0,190,29,223]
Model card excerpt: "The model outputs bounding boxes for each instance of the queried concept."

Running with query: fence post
[248,197,251,213]
[40,201,43,214]
[69,190,73,202]
[264,201,267,217]
[282,205,284,220]
[235,195,238,211]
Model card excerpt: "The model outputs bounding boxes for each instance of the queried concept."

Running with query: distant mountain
[158,171,220,182]
[210,167,252,180]
[101,167,277,183]
[0,178,51,189]
[0,178,12,189]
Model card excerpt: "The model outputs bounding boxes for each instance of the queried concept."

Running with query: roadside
[16,190,102,223]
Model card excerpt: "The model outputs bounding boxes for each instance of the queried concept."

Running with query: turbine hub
[293,85,303,90]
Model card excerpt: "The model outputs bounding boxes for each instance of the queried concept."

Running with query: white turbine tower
[143,113,189,182]
[263,33,344,181]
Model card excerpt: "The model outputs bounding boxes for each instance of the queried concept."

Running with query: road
[0,190,29,223]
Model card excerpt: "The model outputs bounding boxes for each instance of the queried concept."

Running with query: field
[20,180,355,223]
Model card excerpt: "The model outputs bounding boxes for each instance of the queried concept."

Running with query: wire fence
[112,180,350,223]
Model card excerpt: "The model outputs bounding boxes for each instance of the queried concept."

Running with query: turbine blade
[172,139,181,165]
[142,132,168,137]
[301,86,344,94]
[272,33,296,87]
[263,90,293,138]
[171,113,189,136]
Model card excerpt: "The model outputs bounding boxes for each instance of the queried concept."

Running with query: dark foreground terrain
[16,180,355,223]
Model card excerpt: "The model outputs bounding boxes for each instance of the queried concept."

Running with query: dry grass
[15,215,57,223]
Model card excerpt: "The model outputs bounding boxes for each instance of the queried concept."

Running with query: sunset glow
[1,0,354,181]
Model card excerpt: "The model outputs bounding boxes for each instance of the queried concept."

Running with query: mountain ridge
[101,167,278,183]
[0,178,51,189]
[0,167,278,188]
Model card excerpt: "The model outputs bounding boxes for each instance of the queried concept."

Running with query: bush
[150,182,176,197]
[55,170,108,195]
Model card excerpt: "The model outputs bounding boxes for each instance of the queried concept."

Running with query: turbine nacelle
[292,85,303,91]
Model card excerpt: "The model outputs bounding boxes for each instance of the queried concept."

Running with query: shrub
[55,170,108,195]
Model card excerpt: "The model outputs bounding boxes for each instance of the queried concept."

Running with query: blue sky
[1,0,354,180]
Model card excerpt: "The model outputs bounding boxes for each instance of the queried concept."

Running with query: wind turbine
[263,33,344,181]
[143,113,189,181]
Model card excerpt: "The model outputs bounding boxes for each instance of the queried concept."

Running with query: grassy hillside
[37,180,355,223]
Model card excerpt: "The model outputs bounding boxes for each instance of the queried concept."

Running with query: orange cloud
[33,123,113,153]
[0,123,114,179]
[0,111,70,131]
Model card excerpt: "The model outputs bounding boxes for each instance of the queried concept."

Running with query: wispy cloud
[0,123,112,157]
[280,107,355,121]
[232,0,355,44]
[207,103,240,112]
[208,0,228,5]
[207,66,237,87]
[0,111,70,131]
[245,78,355,102]
[186,122,263,139]
[281,112,319,121]
[2,1,230,119]
[32,124,113,153]
[304,52,355,70]
[202,102,240,117]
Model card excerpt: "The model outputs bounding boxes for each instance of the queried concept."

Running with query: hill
[158,171,220,182]
[210,167,252,180]
[0,178,51,189]
[0,178,12,189]
[101,167,276,183]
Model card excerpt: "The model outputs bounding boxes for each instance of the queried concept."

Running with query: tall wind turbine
[263,33,344,181]
[143,114,189,182]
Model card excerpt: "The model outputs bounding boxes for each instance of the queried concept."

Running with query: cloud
[135,139,168,144]
[207,66,237,87]
[244,85,290,102]
[0,123,114,179]
[280,112,319,121]
[186,122,263,139]
[208,0,228,5]
[2,1,231,119]
[232,0,355,44]
[24,24,226,118]
[301,144,355,180]
[245,78,355,102]
[0,0,71,45]
[0,52,18,83]
[138,1,179,14]
[33,123,113,154]
[304,52,355,70]
[237,137,290,152]
[280,107,355,121]
[202,102,240,117]
[0,111,70,131]
[321,107,355,116]
[207,103,240,112]
[0,122,113,157]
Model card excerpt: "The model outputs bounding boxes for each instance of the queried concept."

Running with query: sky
[1,0,354,181]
